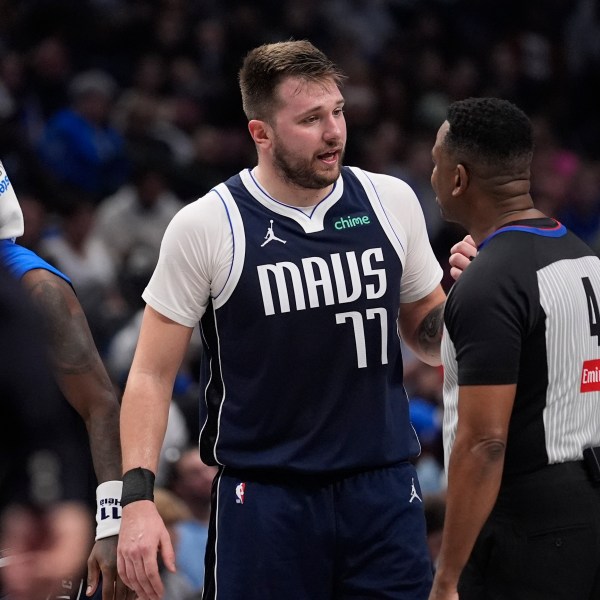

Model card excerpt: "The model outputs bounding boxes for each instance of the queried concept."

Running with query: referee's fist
[449,234,477,280]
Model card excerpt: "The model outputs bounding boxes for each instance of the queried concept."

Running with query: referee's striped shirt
[442,218,600,478]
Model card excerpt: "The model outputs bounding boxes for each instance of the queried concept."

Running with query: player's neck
[252,166,334,208]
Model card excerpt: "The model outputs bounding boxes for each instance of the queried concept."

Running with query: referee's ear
[453,163,469,196]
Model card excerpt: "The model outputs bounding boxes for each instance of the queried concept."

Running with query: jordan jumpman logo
[261,220,287,247]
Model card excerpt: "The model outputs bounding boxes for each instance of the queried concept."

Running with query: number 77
[336,308,389,368]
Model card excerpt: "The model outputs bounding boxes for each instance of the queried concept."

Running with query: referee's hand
[116,501,175,600]
[449,234,477,281]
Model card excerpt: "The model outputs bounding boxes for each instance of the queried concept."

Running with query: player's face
[270,77,346,190]
[431,121,457,222]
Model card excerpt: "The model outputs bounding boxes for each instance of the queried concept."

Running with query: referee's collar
[478,218,566,251]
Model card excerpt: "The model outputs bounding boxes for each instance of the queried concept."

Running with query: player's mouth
[317,148,341,165]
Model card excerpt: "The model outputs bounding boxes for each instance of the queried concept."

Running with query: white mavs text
[257,247,387,316]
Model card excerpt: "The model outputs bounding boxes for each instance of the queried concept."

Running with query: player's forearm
[85,401,122,482]
[434,436,505,588]
[26,271,124,481]
[120,371,172,474]
[53,339,123,482]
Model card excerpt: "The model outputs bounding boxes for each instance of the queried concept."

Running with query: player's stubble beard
[272,136,345,190]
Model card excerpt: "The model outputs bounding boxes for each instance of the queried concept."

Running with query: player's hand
[428,578,460,600]
[86,536,133,600]
[116,501,175,600]
[449,234,477,280]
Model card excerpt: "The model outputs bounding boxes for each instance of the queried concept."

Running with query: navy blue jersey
[199,167,422,473]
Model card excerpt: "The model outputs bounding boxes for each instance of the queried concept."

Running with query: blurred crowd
[2,0,600,580]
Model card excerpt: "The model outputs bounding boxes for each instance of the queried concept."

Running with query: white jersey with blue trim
[144,166,442,473]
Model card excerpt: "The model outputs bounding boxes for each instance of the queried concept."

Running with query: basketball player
[0,263,93,600]
[117,40,446,600]
[429,97,600,600]
[0,161,129,600]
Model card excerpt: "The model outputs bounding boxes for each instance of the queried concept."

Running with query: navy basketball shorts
[458,461,600,600]
[202,462,433,600]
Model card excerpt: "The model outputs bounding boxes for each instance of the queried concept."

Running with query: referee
[429,97,600,600]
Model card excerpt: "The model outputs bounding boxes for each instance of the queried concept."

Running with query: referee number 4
[582,276,600,345]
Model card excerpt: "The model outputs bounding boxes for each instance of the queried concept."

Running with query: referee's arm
[429,383,515,600]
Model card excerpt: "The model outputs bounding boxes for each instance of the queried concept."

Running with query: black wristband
[121,467,155,507]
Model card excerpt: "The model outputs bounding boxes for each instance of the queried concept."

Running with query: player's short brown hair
[238,40,346,122]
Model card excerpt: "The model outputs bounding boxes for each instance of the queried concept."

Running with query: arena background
[1,0,599,569]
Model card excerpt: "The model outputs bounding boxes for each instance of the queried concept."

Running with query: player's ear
[248,119,271,148]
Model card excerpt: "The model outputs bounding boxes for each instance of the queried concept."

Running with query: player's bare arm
[418,301,445,358]
[118,306,192,600]
[21,268,129,600]
[23,269,121,477]
[398,283,446,366]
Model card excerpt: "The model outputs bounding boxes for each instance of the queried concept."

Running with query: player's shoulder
[171,188,227,223]
[1,240,71,283]
[346,166,418,199]
[163,187,231,248]
[345,167,423,228]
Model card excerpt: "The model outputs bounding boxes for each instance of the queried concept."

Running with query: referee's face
[431,121,457,222]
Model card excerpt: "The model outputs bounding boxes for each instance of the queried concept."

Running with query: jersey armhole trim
[348,167,407,262]
[212,183,245,309]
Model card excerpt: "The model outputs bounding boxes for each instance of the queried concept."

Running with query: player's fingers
[134,554,162,600]
[86,559,100,597]
[118,546,162,600]
[113,574,133,600]
[99,569,118,600]
[116,552,135,592]
[121,558,147,600]
[158,529,176,574]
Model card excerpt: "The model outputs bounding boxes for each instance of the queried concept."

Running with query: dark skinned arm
[428,384,515,600]
[398,283,446,366]
[21,268,131,600]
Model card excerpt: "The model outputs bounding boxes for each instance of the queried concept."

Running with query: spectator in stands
[37,69,129,202]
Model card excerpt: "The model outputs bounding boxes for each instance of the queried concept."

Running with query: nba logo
[235,482,246,504]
